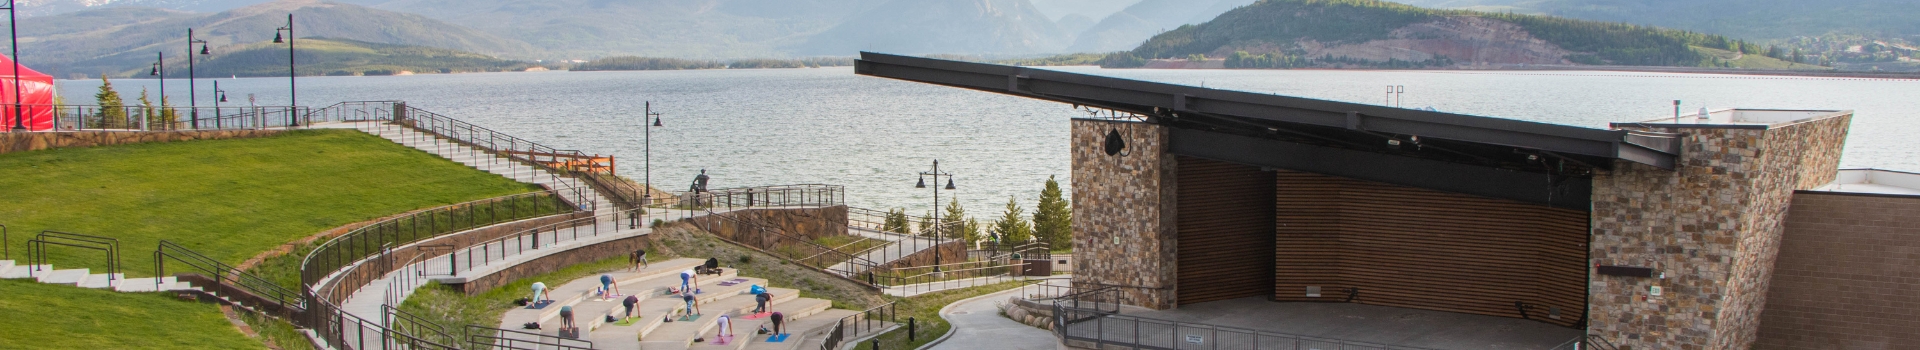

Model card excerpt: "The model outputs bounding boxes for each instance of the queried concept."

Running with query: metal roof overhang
[855,52,1680,210]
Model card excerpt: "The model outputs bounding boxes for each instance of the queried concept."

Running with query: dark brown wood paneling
[1273,170,1589,327]
[1175,156,1277,306]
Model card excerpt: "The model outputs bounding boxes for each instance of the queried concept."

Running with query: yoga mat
[767,334,790,342]
[613,317,641,326]
[527,300,555,309]
[741,312,771,320]
[679,314,702,322]
[713,335,734,345]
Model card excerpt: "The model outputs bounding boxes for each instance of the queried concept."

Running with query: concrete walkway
[924,281,1064,350]
[844,228,949,276]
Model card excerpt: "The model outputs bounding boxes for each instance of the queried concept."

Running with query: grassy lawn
[0,129,539,276]
[866,281,1028,349]
[0,279,264,349]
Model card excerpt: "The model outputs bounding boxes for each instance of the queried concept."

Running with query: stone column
[1588,113,1850,349]
[1069,119,1178,309]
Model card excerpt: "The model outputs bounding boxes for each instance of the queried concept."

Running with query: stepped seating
[497,258,884,350]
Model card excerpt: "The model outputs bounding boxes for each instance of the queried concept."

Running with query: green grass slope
[0,279,264,349]
[174,38,536,78]
[0,129,539,276]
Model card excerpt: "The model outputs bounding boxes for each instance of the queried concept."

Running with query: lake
[55,67,1920,216]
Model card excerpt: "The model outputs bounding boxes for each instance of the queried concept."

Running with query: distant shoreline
[1054,64,1920,80]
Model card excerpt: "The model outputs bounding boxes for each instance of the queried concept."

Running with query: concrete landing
[1112,297,1582,350]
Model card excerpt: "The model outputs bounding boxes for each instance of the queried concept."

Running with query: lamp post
[642,101,663,207]
[916,160,956,271]
[149,52,165,131]
[4,0,23,132]
[212,80,227,129]
[187,28,209,129]
[273,14,296,126]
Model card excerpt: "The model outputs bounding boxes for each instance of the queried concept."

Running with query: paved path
[843,228,949,276]
[925,280,1064,350]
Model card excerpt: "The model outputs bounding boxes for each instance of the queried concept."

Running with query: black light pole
[273,14,296,126]
[6,0,24,132]
[150,53,165,131]
[212,80,227,129]
[643,101,663,207]
[916,160,956,272]
[187,28,209,129]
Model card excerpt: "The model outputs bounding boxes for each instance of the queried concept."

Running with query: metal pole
[187,28,199,129]
[154,52,164,131]
[6,0,22,132]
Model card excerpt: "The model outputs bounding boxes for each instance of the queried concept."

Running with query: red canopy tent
[0,55,55,131]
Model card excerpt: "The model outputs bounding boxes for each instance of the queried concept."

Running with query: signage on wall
[1185,335,1204,345]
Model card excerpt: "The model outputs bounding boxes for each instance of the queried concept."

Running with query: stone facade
[453,234,650,294]
[876,241,968,270]
[1068,119,1178,309]
[686,206,851,245]
[0,129,284,154]
[1755,192,1920,349]
[1589,113,1851,349]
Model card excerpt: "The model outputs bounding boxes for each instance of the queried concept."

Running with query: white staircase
[312,121,619,214]
[0,259,198,293]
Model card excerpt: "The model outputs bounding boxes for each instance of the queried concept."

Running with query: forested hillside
[1113,0,1803,69]
[164,38,534,77]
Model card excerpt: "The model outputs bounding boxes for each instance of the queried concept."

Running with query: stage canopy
[0,55,56,131]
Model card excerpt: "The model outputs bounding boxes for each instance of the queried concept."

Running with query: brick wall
[0,129,283,154]
[1753,192,1920,349]
[1589,113,1850,349]
[1069,119,1178,309]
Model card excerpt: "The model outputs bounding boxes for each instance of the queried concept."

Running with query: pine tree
[94,77,126,129]
[1032,175,1072,250]
[883,208,911,234]
[917,211,934,237]
[158,95,181,130]
[941,198,967,241]
[138,88,157,130]
[962,218,983,246]
[992,196,1032,244]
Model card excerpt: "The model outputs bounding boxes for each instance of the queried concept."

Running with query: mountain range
[16,0,1917,76]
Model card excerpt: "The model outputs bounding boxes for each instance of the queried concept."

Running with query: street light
[4,0,22,132]
[643,101,663,208]
[916,160,956,272]
[212,80,227,129]
[150,52,166,131]
[187,28,209,129]
[272,14,296,126]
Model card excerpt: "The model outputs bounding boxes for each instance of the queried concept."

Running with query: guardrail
[465,325,593,350]
[1549,334,1620,350]
[384,304,458,347]
[821,301,897,350]
[19,104,311,131]
[306,294,460,350]
[423,207,678,278]
[25,230,119,282]
[301,188,587,304]
[1050,287,1457,350]
[694,206,879,276]
[156,240,304,313]
[2,224,8,260]
[383,244,452,308]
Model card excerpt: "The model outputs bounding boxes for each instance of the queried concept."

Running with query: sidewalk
[925,286,1058,350]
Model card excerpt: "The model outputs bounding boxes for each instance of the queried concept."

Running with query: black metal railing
[694,206,880,276]
[822,301,897,350]
[1,224,8,260]
[384,304,458,347]
[305,294,460,350]
[383,244,451,308]
[155,240,304,311]
[465,325,593,350]
[1549,333,1621,350]
[25,230,119,282]
[301,188,588,304]
[1051,286,1453,350]
[426,207,674,278]
[21,104,312,131]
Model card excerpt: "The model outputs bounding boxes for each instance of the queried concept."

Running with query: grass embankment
[1692,46,1831,70]
[866,281,1029,349]
[0,129,543,349]
[0,129,539,276]
[0,279,264,349]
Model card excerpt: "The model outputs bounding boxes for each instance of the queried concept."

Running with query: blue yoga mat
[527,300,555,309]
[767,334,790,342]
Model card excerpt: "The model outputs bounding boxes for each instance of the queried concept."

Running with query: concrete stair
[331,122,620,213]
[0,260,199,293]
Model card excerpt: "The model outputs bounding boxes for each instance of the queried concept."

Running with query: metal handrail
[465,324,593,350]
[302,188,588,304]
[14,103,309,131]
[695,206,880,277]
[433,207,664,278]
[155,240,304,310]
[305,293,460,350]
[822,301,896,350]
[2,224,8,260]
[383,304,457,346]
[26,231,119,283]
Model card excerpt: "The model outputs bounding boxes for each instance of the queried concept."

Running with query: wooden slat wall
[1273,170,1589,327]
[1175,156,1277,306]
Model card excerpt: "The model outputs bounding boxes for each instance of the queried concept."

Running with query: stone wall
[1754,192,1920,349]
[314,212,594,303]
[453,234,650,294]
[1588,113,1850,349]
[0,129,284,154]
[876,241,968,270]
[687,206,850,245]
[1068,119,1178,309]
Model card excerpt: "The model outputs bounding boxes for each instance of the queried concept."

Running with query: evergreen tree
[158,96,181,130]
[137,88,157,130]
[93,77,126,129]
[1032,175,1072,250]
[992,196,1032,244]
[917,211,934,237]
[941,198,967,240]
[883,208,910,234]
[961,218,983,246]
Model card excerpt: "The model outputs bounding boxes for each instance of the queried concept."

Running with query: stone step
[736,309,865,350]
[0,264,49,279]
[598,277,768,343]
[36,268,90,285]
[75,273,127,289]
[633,287,807,350]
[691,297,835,350]
[496,259,705,328]
[0,260,12,277]
[114,277,180,292]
